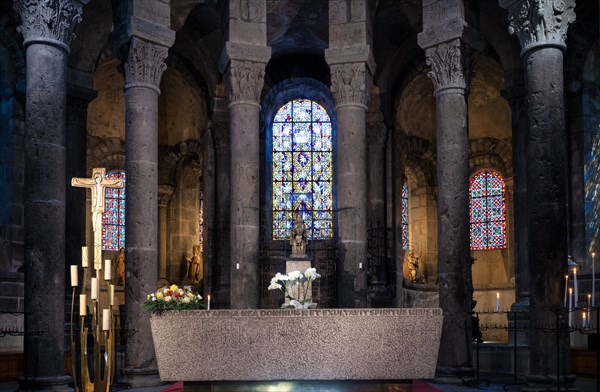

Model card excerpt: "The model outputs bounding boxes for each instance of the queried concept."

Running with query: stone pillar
[366,120,391,307]
[212,114,231,308]
[500,1,576,388]
[202,128,215,297]
[66,70,96,292]
[110,3,175,384]
[13,0,87,390]
[325,0,374,308]
[418,0,479,379]
[503,73,530,309]
[225,0,270,309]
[157,185,174,287]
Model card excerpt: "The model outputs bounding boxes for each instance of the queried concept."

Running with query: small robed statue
[290,214,307,258]
[186,244,203,284]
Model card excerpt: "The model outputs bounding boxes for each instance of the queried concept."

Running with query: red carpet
[161,380,440,391]
[413,379,442,391]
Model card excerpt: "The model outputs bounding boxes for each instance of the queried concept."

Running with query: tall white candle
[583,312,587,329]
[207,294,211,310]
[104,260,111,281]
[109,285,115,306]
[593,252,596,307]
[81,246,88,268]
[94,246,102,270]
[70,265,78,287]
[495,292,500,312]
[588,294,592,328]
[91,278,98,300]
[569,287,573,327]
[573,267,578,308]
[102,309,110,331]
[79,294,87,315]
[564,275,568,308]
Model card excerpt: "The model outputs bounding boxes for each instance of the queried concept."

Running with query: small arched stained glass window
[272,99,333,240]
[470,170,507,250]
[402,182,409,250]
[102,171,126,251]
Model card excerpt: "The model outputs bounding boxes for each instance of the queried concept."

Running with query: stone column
[201,128,215,296]
[325,0,374,308]
[500,1,576,388]
[13,0,87,390]
[212,116,231,308]
[418,1,479,377]
[110,5,175,382]
[366,120,392,307]
[157,185,174,287]
[503,73,530,309]
[225,0,270,309]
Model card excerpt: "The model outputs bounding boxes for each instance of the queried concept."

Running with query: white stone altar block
[150,308,443,381]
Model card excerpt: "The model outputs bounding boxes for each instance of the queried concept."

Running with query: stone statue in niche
[186,244,203,284]
[290,214,307,258]
[407,248,425,284]
[115,247,125,286]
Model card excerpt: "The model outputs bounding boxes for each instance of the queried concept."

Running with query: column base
[17,375,72,392]
[522,374,577,391]
[119,367,163,388]
[433,366,475,385]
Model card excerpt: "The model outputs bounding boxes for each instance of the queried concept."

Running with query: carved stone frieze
[425,39,474,93]
[14,0,87,50]
[121,37,169,92]
[330,62,371,107]
[506,0,576,52]
[227,60,266,104]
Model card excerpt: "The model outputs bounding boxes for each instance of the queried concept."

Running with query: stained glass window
[199,191,203,252]
[102,171,126,251]
[272,99,333,240]
[402,182,409,250]
[470,170,506,250]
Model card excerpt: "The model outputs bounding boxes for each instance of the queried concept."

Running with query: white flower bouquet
[268,267,321,309]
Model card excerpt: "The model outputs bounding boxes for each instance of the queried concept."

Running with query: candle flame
[569,288,573,293]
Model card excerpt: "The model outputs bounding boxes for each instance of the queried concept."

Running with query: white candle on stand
[564,275,568,308]
[81,246,88,268]
[495,292,500,312]
[593,252,596,307]
[79,294,87,316]
[207,294,211,310]
[583,312,587,329]
[588,294,592,328]
[104,259,111,281]
[91,277,98,300]
[70,265,78,287]
[573,267,578,308]
[569,287,573,327]
[102,309,110,331]
[109,284,115,306]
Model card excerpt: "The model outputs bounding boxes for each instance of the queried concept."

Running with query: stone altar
[150,308,443,382]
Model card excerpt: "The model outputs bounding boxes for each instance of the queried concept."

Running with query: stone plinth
[150,308,443,381]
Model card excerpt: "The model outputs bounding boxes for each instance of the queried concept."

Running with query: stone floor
[0,375,598,392]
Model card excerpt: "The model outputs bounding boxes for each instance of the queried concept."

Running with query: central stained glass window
[402,182,409,250]
[470,170,507,250]
[272,99,333,240]
[102,171,126,251]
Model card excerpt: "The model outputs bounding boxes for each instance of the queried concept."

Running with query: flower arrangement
[140,284,204,314]
[268,267,321,309]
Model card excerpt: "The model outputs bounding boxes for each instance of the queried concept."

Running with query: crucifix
[72,167,124,269]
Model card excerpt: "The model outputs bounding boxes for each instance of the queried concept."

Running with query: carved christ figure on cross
[71,168,124,234]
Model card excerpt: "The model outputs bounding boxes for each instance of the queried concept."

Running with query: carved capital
[66,95,89,127]
[119,37,169,93]
[158,184,175,206]
[227,60,266,105]
[425,39,474,94]
[505,0,576,53]
[14,0,87,51]
[212,122,230,148]
[330,62,371,108]
[366,122,389,146]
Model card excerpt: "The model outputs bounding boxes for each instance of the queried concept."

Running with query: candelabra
[70,246,116,392]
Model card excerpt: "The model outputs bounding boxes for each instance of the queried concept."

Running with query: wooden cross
[72,168,124,269]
